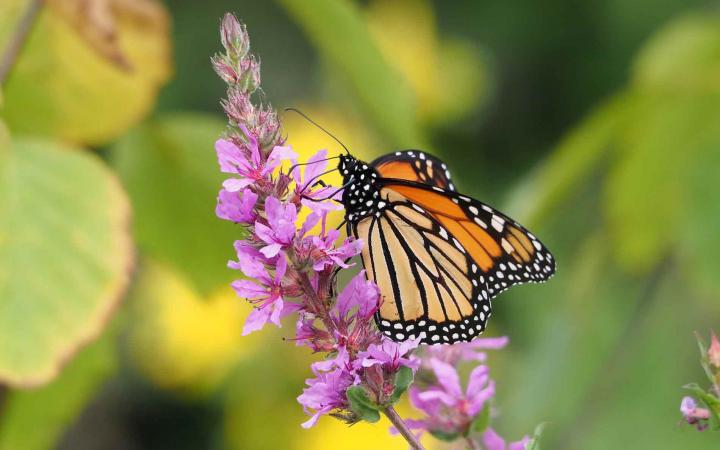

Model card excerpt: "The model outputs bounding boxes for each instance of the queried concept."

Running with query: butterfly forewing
[371,150,456,191]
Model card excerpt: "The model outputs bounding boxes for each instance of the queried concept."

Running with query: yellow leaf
[1,0,172,145]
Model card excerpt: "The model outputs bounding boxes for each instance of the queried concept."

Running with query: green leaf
[110,113,242,294]
[0,324,118,450]
[0,136,132,387]
[633,14,720,95]
[506,94,627,228]
[276,0,427,149]
[1,0,172,145]
[694,332,716,385]
[471,405,490,433]
[605,93,720,273]
[346,386,380,423]
[389,366,414,404]
[682,133,720,298]
[525,423,548,450]
[428,429,460,442]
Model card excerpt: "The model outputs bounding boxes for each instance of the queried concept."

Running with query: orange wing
[379,181,555,298]
[371,150,455,191]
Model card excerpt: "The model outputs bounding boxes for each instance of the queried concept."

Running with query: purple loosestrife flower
[298,353,360,428]
[309,230,364,271]
[334,271,380,323]
[358,338,421,373]
[213,15,426,448]
[680,396,710,431]
[481,428,531,450]
[216,188,257,223]
[216,136,296,193]
[408,359,494,436]
[231,253,298,335]
[254,196,298,257]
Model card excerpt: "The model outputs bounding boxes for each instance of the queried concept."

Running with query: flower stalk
[0,0,43,85]
[383,406,425,450]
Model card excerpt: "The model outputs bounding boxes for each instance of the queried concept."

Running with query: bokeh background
[1,0,720,449]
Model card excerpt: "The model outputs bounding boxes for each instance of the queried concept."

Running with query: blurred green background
[1,0,719,449]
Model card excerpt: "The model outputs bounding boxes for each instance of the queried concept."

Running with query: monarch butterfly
[337,150,555,345]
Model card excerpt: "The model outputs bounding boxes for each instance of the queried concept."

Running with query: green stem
[465,437,482,450]
[383,405,425,450]
[0,0,44,85]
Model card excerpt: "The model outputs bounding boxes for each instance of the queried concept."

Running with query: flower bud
[256,108,281,148]
[222,88,254,125]
[211,55,238,84]
[709,331,720,368]
[238,57,261,92]
[220,13,249,57]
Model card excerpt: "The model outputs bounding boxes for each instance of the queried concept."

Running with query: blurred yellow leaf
[128,260,256,393]
[0,136,132,387]
[46,0,166,70]
[366,0,485,125]
[0,0,172,146]
[633,14,720,94]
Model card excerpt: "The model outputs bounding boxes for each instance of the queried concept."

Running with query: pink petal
[429,358,463,399]
[481,428,507,450]
[223,177,253,192]
[232,280,267,299]
[242,307,271,335]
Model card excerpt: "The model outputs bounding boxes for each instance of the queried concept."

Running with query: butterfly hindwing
[350,188,491,344]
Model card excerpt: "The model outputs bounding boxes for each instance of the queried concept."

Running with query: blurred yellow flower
[128,260,256,393]
[297,403,437,450]
[366,0,486,126]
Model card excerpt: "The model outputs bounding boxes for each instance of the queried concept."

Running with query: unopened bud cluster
[212,14,281,151]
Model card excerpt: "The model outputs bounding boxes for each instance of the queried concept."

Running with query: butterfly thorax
[338,155,384,223]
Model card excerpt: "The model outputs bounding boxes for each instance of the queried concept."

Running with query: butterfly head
[338,155,382,221]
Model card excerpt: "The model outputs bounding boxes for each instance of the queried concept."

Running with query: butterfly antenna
[287,155,340,176]
[302,176,353,202]
[285,107,351,155]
